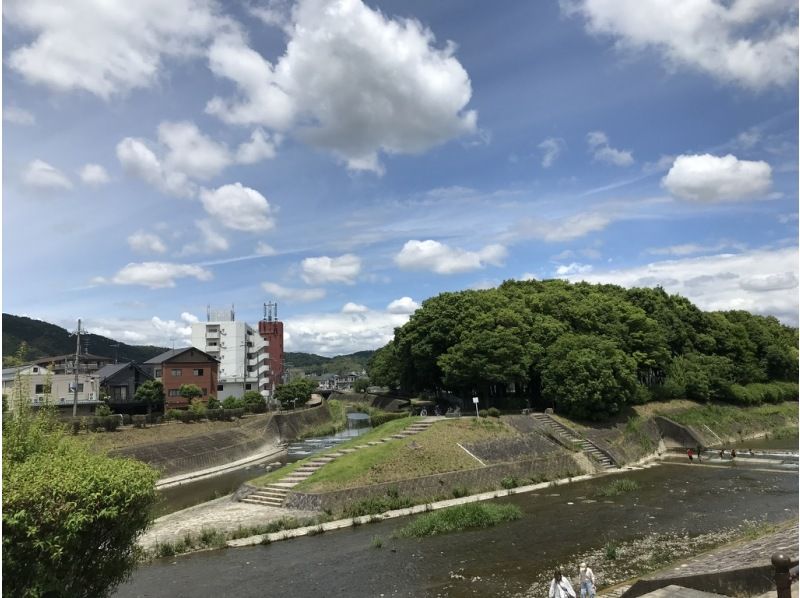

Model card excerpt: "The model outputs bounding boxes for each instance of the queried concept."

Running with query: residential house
[2,363,101,415]
[142,347,219,410]
[32,353,113,375]
[96,362,154,414]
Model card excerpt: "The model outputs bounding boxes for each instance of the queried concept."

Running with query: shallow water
[117,463,798,598]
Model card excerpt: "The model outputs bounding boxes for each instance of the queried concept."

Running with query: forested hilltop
[368,280,799,420]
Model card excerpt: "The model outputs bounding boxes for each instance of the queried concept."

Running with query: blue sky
[3,0,798,355]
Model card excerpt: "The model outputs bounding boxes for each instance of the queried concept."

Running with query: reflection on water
[287,424,371,461]
[119,463,798,598]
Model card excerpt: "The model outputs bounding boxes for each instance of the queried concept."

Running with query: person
[730,448,737,460]
[749,448,755,457]
[718,448,725,459]
[578,562,596,598]
[549,569,576,598]
[687,448,693,462]
[696,445,702,462]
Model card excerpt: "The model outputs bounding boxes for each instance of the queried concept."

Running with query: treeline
[368,280,798,420]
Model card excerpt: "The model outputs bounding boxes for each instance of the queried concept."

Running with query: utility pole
[111,342,120,364]
[72,319,82,418]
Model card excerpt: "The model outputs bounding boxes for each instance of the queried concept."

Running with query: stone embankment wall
[463,433,562,464]
[284,452,594,513]
[113,405,332,477]
[582,417,663,465]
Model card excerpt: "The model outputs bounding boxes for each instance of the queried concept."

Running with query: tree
[242,390,266,413]
[274,378,316,409]
[178,384,203,403]
[541,334,638,420]
[367,341,401,390]
[3,408,157,597]
[353,377,370,393]
[134,379,164,416]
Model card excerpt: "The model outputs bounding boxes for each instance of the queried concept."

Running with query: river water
[117,462,797,598]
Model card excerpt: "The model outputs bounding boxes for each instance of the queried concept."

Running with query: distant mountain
[284,350,374,375]
[2,314,168,366]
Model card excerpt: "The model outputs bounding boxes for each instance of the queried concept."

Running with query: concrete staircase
[532,413,617,470]
[240,418,437,507]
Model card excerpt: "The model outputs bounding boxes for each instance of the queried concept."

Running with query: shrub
[101,416,119,432]
[596,479,639,497]
[95,404,112,417]
[452,486,470,498]
[605,541,618,560]
[121,414,132,426]
[500,476,519,490]
[487,407,501,418]
[222,396,244,410]
[165,409,182,421]
[370,411,409,427]
[393,503,522,538]
[131,415,147,428]
[221,409,236,421]
[70,419,82,435]
[207,396,221,410]
[478,409,488,418]
[189,398,206,418]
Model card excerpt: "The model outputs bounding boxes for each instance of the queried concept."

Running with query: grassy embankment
[392,503,522,538]
[658,401,798,441]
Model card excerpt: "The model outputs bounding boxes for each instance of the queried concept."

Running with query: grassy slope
[656,402,798,439]
[297,418,518,492]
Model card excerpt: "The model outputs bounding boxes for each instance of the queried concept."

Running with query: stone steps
[532,413,616,470]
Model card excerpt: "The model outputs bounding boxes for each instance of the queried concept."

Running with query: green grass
[296,418,518,492]
[595,478,639,497]
[296,399,347,439]
[663,402,798,440]
[393,503,522,538]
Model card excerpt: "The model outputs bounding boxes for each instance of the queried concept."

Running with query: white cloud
[79,163,110,186]
[662,153,772,201]
[206,0,477,173]
[180,220,229,255]
[284,310,411,355]
[5,0,221,98]
[647,241,746,257]
[158,121,232,180]
[301,254,362,285]
[127,231,167,254]
[97,262,213,288]
[561,246,798,324]
[538,137,566,168]
[555,262,593,276]
[199,183,275,232]
[236,129,279,164]
[83,314,195,347]
[255,242,277,256]
[116,137,195,197]
[261,282,326,302]
[180,312,200,324]
[513,212,612,242]
[587,130,633,166]
[386,296,420,314]
[4,105,35,125]
[563,0,798,90]
[22,159,73,192]
[342,302,369,314]
[394,240,507,274]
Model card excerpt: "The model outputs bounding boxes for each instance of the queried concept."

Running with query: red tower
[258,302,284,395]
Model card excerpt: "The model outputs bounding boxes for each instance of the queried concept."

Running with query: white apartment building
[2,364,100,413]
[190,308,272,399]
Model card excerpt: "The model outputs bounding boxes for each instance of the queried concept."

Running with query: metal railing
[773,553,799,598]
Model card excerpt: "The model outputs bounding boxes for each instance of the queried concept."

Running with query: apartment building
[2,363,101,415]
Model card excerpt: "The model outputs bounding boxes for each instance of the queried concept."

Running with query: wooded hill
[285,351,373,375]
[367,280,799,420]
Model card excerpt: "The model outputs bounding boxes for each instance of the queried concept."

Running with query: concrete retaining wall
[284,452,592,513]
[463,433,562,464]
[653,416,708,448]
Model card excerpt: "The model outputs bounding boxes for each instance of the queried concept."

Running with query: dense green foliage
[274,378,317,408]
[178,384,203,401]
[3,408,158,597]
[369,280,798,420]
[284,350,373,375]
[394,503,522,537]
[2,313,167,366]
[134,379,164,415]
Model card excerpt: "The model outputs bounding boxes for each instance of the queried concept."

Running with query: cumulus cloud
[116,137,195,197]
[662,153,772,201]
[5,0,221,98]
[301,254,362,285]
[587,130,634,166]
[79,163,110,186]
[199,183,275,232]
[394,240,507,274]
[555,262,593,276]
[4,105,35,125]
[127,231,167,254]
[180,312,200,324]
[261,281,326,302]
[284,310,412,355]
[22,159,73,192]
[560,246,798,324]
[95,262,213,288]
[386,296,420,314]
[158,121,232,181]
[538,137,566,168]
[179,220,229,255]
[83,314,196,346]
[206,0,477,173]
[341,302,369,314]
[236,129,279,164]
[563,0,798,90]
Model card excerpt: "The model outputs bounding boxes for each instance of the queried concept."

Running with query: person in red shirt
[687,448,694,462]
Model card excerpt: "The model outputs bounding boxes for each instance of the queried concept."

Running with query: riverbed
[116,462,798,597]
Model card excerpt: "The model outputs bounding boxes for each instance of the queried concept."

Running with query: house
[142,347,219,410]
[31,353,113,375]
[2,364,101,415]
[96,362,154,414]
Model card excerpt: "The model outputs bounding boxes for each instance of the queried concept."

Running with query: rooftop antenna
[206,304,211,322]
[169,336,176,350]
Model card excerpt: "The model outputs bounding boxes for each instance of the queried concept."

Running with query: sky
[2,0,798,356]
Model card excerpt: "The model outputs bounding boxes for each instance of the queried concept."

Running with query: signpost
[472,396,479,418]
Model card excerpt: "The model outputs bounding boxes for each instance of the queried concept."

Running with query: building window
[217,384,224,391]
[33,367,39,373]
[245,383,252,390]
[168,389,180,397]
[155,368,162,377]
[202,388,208,395]
[35,384,45,394]
[193,368,204,376]
[208,341,218,347]
[171,369,182,377]
[68,383,84,392]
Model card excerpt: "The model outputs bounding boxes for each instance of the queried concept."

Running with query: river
[117,461,797,597]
